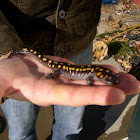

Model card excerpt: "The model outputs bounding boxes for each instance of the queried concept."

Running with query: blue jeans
[1,44,92,140]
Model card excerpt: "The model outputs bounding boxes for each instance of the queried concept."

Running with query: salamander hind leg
[86,76,95,86]
[47,70,61,79]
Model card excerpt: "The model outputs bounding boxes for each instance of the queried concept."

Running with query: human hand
[0,54,139,106]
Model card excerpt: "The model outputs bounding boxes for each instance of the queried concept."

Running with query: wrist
[0,58,14,100]
[0,74,11,97]
[0,75,10,103]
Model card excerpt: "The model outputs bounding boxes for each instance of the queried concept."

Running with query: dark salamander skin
[12,48,119,85]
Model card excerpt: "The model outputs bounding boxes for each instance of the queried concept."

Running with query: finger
[118,72,137,80]
[116,73,140,94]
[51,85,125,106]
[33,80,125,106]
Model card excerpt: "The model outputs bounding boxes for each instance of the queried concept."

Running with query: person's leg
[1,99,40,140]
[51,43,93,140]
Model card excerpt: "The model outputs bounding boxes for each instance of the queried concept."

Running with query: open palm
[0,54,139,106]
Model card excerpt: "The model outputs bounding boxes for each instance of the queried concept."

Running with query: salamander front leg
[47,70,61,79]
[86,76,94,86]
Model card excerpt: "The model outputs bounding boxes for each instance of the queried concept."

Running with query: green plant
[108,41,134,57]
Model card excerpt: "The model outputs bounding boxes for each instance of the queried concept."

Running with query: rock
[92,41,108,62]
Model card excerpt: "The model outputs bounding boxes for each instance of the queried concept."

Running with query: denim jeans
[1,43,93,140]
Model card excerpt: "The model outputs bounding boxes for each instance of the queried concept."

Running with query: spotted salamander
[11,48,118,85]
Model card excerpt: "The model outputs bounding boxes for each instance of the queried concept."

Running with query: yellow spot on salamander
[33,51,37,54]
[87,68,91,71]
[96,72,102,76]
[81,66,84,68]
[53,61,58,64]
[95,67,100,70]
[38,55,41,58]
[71,67,75,71]
[59,63,63,65]
[100,75,104,78]
[48,60,52,63]
[87,65,91,67]
[109,76,112,79]
[105,75,108,78]
[91,68,94,72]
[63,66,66,70]
[51,64,55,68]
[76,68,79,71]
[58,65,61,68]
[80,68,83,71]
[69,67,72,71]
[106,70,110,73]
[30,49,33,52]
[99,68,104,71]
[23,48,28,51]
[43,58,47,61]
[83,68,86,71]
[66,66,68,70]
